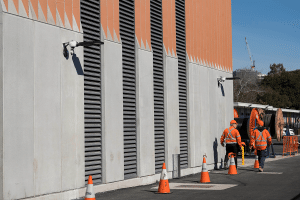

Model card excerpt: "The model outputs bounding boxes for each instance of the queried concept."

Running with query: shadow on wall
[72,53,84,75]
[213,137,218,169]
[221,84,225,96]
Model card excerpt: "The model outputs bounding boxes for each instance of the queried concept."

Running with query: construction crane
[245,37,255,70]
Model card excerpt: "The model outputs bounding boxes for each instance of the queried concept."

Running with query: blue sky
[232,0,300,74]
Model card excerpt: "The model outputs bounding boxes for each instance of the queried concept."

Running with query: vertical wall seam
[1,11,4,199]
[60,27,63,192]
[32,17,35,197]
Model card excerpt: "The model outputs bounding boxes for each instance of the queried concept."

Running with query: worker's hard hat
[230,120,237,124]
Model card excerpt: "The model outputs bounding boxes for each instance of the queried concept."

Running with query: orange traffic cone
[200,155,210,183]
[254,155,259,168]
[228,153,237,175]
[85,176,96,200]
[158,163,170,194]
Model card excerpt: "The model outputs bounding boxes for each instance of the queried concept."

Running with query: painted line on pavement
[151,183,237,190]
[258,172,283,174]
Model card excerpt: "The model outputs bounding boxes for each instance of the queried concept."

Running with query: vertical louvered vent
[81,0,102,185]
[151,0,165,174]
[119,0,137,179]
[176,0,188,169]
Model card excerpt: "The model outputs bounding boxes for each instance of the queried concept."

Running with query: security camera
[63,40,104,58]
[218,76,226,83]
[68,40,78,49]
[217,76,240,87]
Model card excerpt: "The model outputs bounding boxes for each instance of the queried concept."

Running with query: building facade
[0,0,233,199]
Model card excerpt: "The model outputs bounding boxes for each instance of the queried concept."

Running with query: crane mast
[245,37,255,70]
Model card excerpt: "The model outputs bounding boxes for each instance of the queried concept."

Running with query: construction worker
[234,108,239,118]
[249,108,264,137]
[250,126,272,172]
[220,120,243,169]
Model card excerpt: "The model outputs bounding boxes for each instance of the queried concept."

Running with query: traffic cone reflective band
[254,155,259,168]
[200,155,210,183]
[85,176,95,200]
[158,163,170,194]
[228,153,237,175]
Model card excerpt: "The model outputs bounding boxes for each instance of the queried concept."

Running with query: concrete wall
[0,5,3,198]
[0,4,235,200]
[135,44,155,177]
[101,39,124,183]
[164,51,180,172]
[187,60,232,169]
[187,61,203,167]
[1,13,84,199]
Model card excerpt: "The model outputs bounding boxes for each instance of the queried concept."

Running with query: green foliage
[257,64,300,109]
[267,63,286,76]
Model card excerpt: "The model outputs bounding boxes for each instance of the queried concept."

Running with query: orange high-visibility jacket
[234,109,239,118]
[249,108,264,136]
[250,129,272,151]
[220,126,242,147]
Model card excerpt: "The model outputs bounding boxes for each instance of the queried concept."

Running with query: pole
[242,146,245,165]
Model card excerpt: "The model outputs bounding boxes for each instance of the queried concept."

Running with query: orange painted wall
[2,0,232,67]
[21,0,29,16]
[65,0,73,28]
[39,0,48,21]
[229,0,233,72]
[73,0,81,30]
[135,0,151,50]
[12,0,18,12]
[48,0,56,24]
[162,0,176,57]
[101,0,120,42]
[1,0,81,31]
[185,0,232,72]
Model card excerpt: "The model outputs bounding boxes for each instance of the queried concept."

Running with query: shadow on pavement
[291,192,300,200]
[143,190,158,194]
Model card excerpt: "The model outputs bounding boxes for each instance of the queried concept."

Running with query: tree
[234,64,300,109]
[233,68,265,103]
[268,63,285,76]
[257,65,300,110]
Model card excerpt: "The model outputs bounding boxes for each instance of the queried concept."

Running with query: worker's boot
[224,162,228,170]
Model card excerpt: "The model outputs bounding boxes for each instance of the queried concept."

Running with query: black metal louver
[176,0,188,169]
[151,0,165,174]
[119,0,137,179]
[81,0,102,185]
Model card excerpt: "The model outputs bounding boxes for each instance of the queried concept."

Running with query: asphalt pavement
[90,138,300,200]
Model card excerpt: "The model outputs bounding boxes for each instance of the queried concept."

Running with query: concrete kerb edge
[22,155,300,200]
[21,162,224,199]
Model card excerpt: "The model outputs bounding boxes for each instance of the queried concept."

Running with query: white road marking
[259,172,283,174]
[151,183,237,190]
